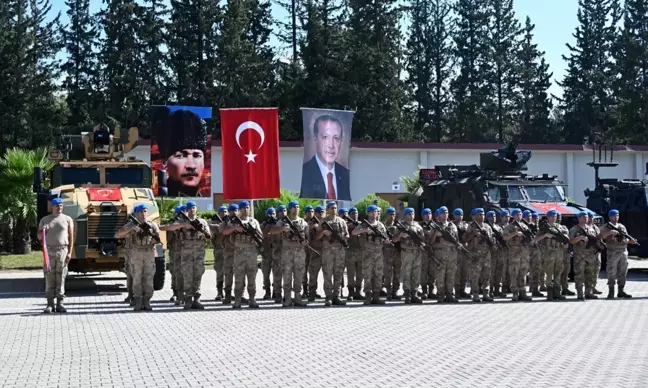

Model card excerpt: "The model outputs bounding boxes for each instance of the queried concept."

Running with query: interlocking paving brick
[0,261,647,387]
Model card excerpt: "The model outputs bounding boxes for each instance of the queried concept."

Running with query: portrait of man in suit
[299,113,352,201]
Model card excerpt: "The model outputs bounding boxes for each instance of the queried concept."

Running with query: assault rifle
[128,214,163,245]
[177,211,209,236]
[212,213,229,224]
[394,220,426,250]
[230,215,271,261]
[361,219,395,247]
[487,221,509,250]
[384,222,401,252]
[265,216,278,226]
[513,220,537,247]
[471,220,495,248]
[577,225,606,253]
[605,222,639,245]
[426,220,473,259]
[343,215,360,227]
[314,216,349,248]
[281,215,320,256]
[538,219,570,245]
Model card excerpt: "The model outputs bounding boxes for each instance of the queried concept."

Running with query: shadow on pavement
[0,274,126,298]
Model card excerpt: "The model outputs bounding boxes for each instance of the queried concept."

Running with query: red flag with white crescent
[220,108,280,200]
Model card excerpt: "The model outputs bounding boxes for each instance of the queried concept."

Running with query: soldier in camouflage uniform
[555,213,575,296]
[352,205,387,305]
[261,207,278,300]
[344,207,364,301]
[452,208,470,298]
[499,210,512,294]
[210,205,228,302]
[170,205,186,306]
[599,209,635,299]
[316,201,349,307]
[167,206,182,303]
[531,212,548,292]
[569,211,601,300]
[524,210,544,297]
[535,209,567,301]
[269,200,309,307]
[419,208,436,299]
[301,205,314,297]
[393,207,425,304]
[222,201,261,309]
[221,204,239,305]
[116,204,160,311]
[486,211,505,298]
[587,212,603,295]
[383,207,402,301]
[307,206,325,301]
[122,211,135,306]
[272,204,287,303]
[463,208,494,302]
[503,209,533,301]
[430,207,459,303]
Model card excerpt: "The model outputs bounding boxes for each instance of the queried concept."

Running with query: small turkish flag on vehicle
[220,108,280,200]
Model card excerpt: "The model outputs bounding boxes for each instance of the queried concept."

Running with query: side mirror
[158,169,168,197]
[33,167,43,193]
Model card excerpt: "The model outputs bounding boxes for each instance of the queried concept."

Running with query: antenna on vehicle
[587,135,618,190]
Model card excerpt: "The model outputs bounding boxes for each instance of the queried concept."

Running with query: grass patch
[0,251,43,270]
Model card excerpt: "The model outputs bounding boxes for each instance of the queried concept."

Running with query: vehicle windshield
[508,185,567,202]
[60,167,100,185]
[105,167,144,185]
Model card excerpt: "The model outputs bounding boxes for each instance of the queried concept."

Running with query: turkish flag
[220,108,280,200]
[88,188,122,201]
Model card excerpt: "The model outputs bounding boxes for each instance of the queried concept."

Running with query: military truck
[33,124,166,290]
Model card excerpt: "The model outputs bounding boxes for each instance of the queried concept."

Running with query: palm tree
[0,148,55,254]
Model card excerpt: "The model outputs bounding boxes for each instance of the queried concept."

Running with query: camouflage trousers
[573,250,598,295]
[469,249,491,295]
[181,243,205,298]
[455,251,470,290]
[262,245,281,292]
[542,248,564,293]
[322,246,346,298]
[302,248,311,287]
[44,246,68,299]
[593,252,601,288]
[234,247,258,297]
[400,248,421,292]
[172,248,184,298]
[420,247,436,292]
[606,248,629,286]
[383,247,401,294]
[124,249,133,296]
[362,248,384,297]
[508,245,530,295]
[272,245,283,291]
[223,248,235,292]
[308,247,323,294]
[282,246,306,298]
[489,249,507,291]
[434,247,457,298]
[213,247,224,288]
[560,250,571,289]
[346,248,363,289]
[529,247,543,290]
[131,247,155,299]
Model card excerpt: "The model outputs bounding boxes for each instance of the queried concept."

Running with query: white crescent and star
[235,121,265,163]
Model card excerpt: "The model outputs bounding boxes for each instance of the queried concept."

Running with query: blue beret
[500,210,509,216]
[471,208,484,216]
[547,209,558,217]
[438,206,448,213]
[186,201,197,208]
[174,206,183,214]
[326,201,337,209]
[587,211,595,216]
[338,208,348,214]
[349,207,358,213]
[218,205,227,212]
[304,205,313,212]
[532,212,539,218]
[453,208,463,216]
[266,207,275,215]
[421,208,432,216]
[608,209,619,217]
[314,205,324,212]
[134,204,147,213]
[522,210,531,217]
[180,205,187,211]
[277,204,286,211]
[434,208,442,216]
[239,200,250,208]
[556,212,561,217]
[577,211,588,217]
[486,211,496,217]
[404,207,415,215]
[51,198,62,206]
[510,209,521,216]
[228,204,239,211]
[386,207,396,215]
[288,200,299,209]
[367,205,378,213]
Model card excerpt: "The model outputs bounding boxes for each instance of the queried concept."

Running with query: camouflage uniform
[528,221,544,294]
[432,221,459,302]
[271,231,283,302]
[590,223,601,292]
[398,221,425,303]
[346,221,363,300]
[167,230,176,299]
[465,221,493,302]
[125,220,160,311]
[277,217,309,306]
[568,225,599,299]
[231,217,262,308]
[383,220,401,300]
[357,220,387,302]
[558,223,573,294]
[320,216,349,305]
[454,221,470,297]
[39,212,74,313]
[503,222,532,301]
[499,220,511,294]
[538,224,566,300]
[222,232,236,304]
[420,223,436,298]
[177,217,210,309]
[488,222,507,297]
[260,218,277,299]
[172,233,184,305]
[600,223,631,296]
[210,220,225,300]
[307,219,323,301]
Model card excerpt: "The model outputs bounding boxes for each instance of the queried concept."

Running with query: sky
[50,0,579,97]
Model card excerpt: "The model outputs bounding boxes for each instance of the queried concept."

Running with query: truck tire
[153,256,166,291]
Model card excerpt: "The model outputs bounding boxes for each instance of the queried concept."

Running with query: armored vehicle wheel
[153,256,166,291]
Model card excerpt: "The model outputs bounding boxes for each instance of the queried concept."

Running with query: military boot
[273,289,282,304]
[183,296,193,309]
[391,291,402,300]
[324,297,332,307]
[554,286,566,300]
[386,288,393,301]
[482,291,493,302]
[576,288,585,301]
[519,291,533,302]
[134,297,143,311]
[192,294,205,309]
[364,291,372,305]
[302,284,308,298]
[263,287,271,300]
[372,295,386,305]
[124,294,133,303]
[618,285,632,298]
[233,293,242,309]
[353,288,364,301]
[379,288,388,297]
[307,289,316,302]
[511,292,519,302]
[532,288,544,297]
[421,285,428,300]
[445,293,459,303]
[293,293,307,307]
[592,287,602,295]
[472,293,482,303]
[142,296,153,311]
[347,286,354,302]
[175,293,183,306]
[169,291,176,302]
[404,290,412,304]
[540,284,547,292]
[215,282,224,302]
[546,288,554,301]
[55,298,67,313]
[248,292,259,308]
[411,292,422,304]
[43,298,55,314]
[562,287,576,296]
[332,296,347,306]
[607,285,615,299]
[585,292,598,299]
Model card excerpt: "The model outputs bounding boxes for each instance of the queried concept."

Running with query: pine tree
[139,0,170,107]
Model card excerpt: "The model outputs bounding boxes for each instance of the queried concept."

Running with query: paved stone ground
[1,261,648,388]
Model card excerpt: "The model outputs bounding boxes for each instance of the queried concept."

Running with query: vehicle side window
[488,187,500,201]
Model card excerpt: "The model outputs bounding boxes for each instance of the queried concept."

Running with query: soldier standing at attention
[222,201,261,309]
[419,208,435,299]
[535,209,567,301]
[503,209,532,301]
[167,206,182,303]
[382,207,402,300]
[452,208,470,298]
[345,207,363,301]
[525,211,544,297]
[261,207,277,300]
[221,204,239,305]
[587,212,603,295]
[499,210,512,295]
[301,205,314,297]
[115,204,160,311]
[170,205,187,306]
[122,210,135,306]
[307,205,325,301]
[463,208,494,302]
[316,201,349,307]
[210,205,228,302]
[556,212,576,297]
[568,211,599,300]
[269,200,309,307]
[352,205,387,305]
[272,204,286,303]
[430,207,459,303]
[392,207,424,304]
[38,198,74,313]
[531,212,548,292]
[486,211,505,298]
[599,209,634,299]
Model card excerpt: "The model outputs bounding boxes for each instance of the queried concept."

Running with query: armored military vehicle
[33,124,166,290]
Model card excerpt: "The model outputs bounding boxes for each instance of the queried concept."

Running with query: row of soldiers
[116,198,635,311]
